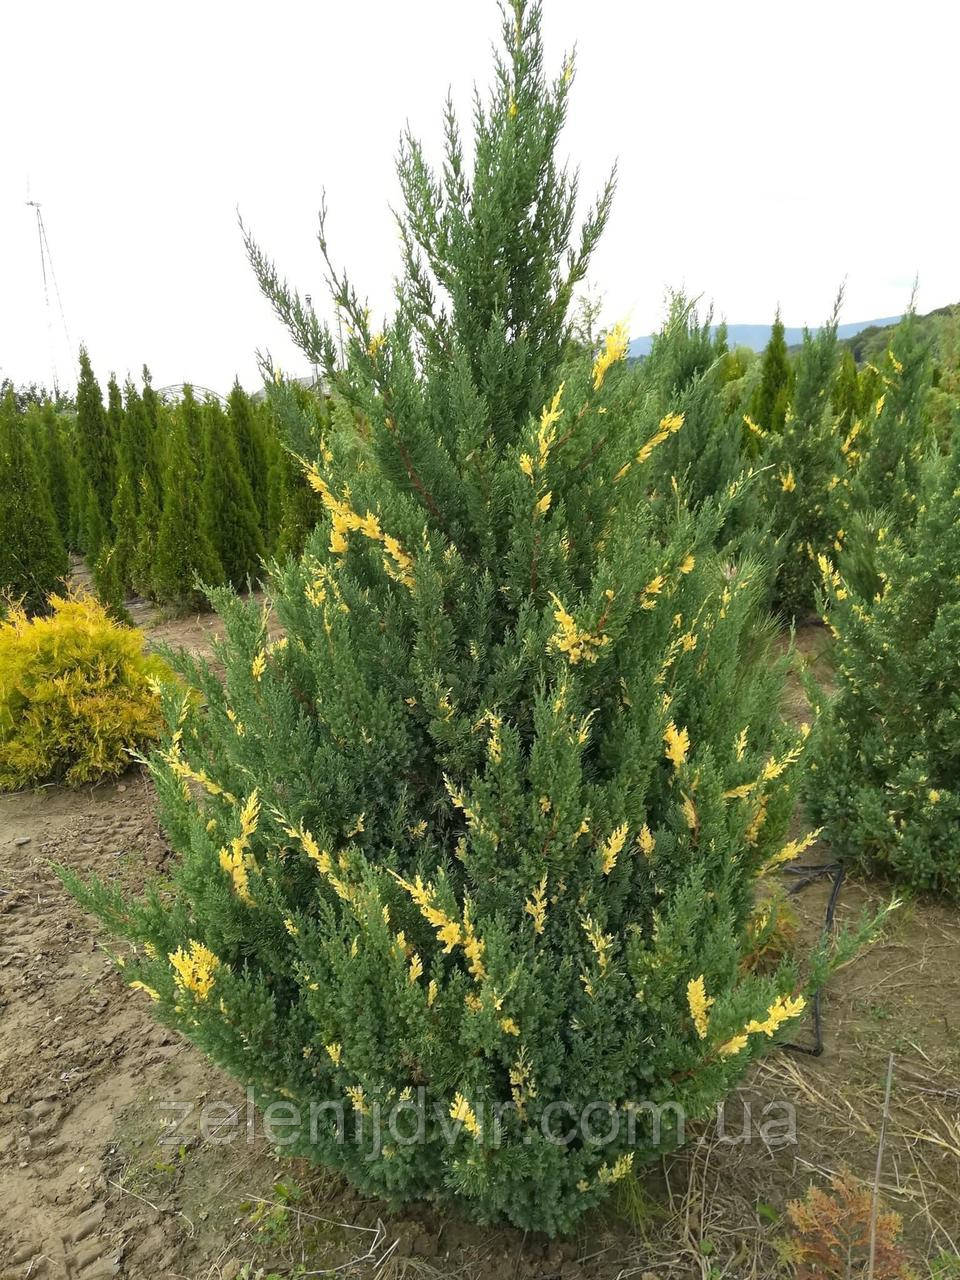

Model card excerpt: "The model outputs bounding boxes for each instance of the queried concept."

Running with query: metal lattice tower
[26,199,72,397]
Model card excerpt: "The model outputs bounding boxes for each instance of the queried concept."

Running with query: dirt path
[0,776,231,1277]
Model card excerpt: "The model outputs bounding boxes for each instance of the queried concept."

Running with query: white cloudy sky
[2,0,957,395]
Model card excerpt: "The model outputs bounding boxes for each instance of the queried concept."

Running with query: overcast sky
[3,0,958,396]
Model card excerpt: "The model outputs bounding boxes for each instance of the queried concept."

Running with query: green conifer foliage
[636,301,746,498]
[831,317,937,602]
[270,444,323,561]
[141,365,161,432]
[153,396,224,609]
[66,437,85,554]
[106,374,125,460]
[131,472,162,599]
[264,443,286,553]
[37,403,73,544]
[76,348,114,534]
[760,303,843,618]
[70,1,861,1233]
[82,481,109,567]
[0,390,68,613]
[106,467,139,595]
[92,543,132,624]
[929,310,960,444]
[617,301,771,592]
[749,309,793,434]
[849,313,934,518]
[643,294,725,399]
[200,399,265,589]
[832,349,862,434]
[807,440,960,898]
[139,365,166,486]
[262,380,330,558]
[119,380,157,501]
[178,384,206,467]
[227,380,270,526]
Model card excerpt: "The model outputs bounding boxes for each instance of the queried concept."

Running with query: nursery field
[4,3,960,1275]
[2,615,959,1279]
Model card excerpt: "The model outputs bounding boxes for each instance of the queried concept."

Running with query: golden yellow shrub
[0,594,173,791]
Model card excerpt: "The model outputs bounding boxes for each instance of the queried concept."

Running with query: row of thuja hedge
[0,363,327,616]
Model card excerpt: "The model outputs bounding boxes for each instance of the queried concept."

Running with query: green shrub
[748,309,793,436]
[758,304,844,619]
[833,320,938,601]
[67,0,868,1235]
[0,594,172,790]
[806,441,960,897]
[850,314,934,516]
[628,300,774,594]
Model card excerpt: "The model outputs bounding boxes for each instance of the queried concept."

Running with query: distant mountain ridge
[628,316,902,360]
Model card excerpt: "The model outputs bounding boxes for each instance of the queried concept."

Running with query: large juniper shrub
[66,0,871,1234]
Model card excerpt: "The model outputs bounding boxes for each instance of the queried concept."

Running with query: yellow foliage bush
[0,594,173,791]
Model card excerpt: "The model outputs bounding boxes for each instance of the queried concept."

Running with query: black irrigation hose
[778,861,846,1057]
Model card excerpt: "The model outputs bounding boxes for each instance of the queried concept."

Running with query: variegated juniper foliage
[67,0,846,1234]
[806,438,960,899]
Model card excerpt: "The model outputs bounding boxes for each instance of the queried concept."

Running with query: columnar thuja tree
[121,379,161,499]
[200,398,265,588]
[0,389,67,613]
[76,347,114,537]
[69,1,864,1233]
[152,392,224,609]
[227,380,271,525]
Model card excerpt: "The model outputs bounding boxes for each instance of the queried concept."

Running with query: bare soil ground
[1,614,958,1279]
